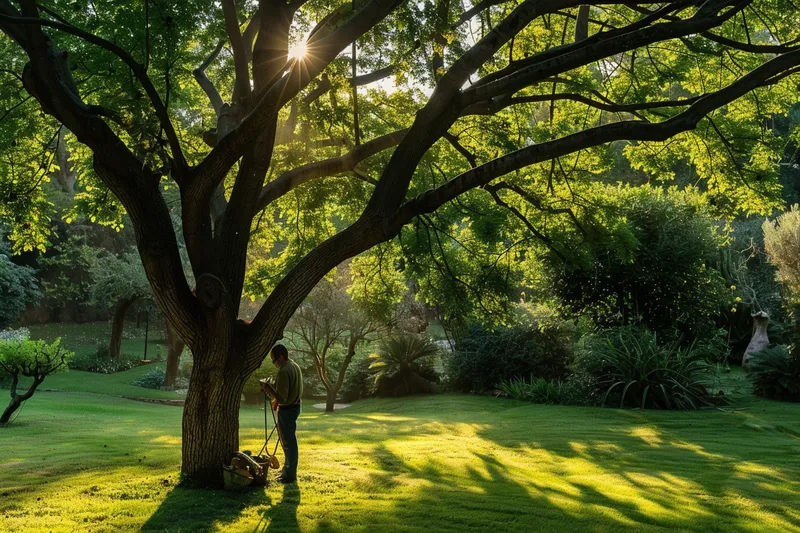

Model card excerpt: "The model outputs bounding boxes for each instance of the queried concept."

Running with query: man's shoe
[276,473,296,484]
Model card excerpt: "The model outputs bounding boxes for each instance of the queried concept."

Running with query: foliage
[496,370,599,406]
[763,205,800,303]
[0,334,73,378]
[576,326,719,410]
[90,248,152,308]
[132,368,189,391]
[287,264,388,404]
[370,334,440,396]
[37,234,96,308]
[545,188,731,341]
[0,333,74,423]
[448,320,576,393]
[340,353,375,402]
[748,346,800,402]
[0,243,39,328]
[243,362,277,396]
[69,347,148,374]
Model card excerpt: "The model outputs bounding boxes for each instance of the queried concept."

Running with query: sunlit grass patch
[0,392,798,532]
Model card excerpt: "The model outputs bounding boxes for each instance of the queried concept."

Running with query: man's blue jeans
[277,403,301,480]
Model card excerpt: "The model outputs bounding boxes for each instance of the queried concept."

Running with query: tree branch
[0,7,188,177]
[256,128,408,211]
[393,46,800,227]
[193,40,225,114]
[222,0,252,102]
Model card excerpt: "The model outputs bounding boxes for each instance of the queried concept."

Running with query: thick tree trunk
[164,319,185,387]
[181,343,246,486]
[109,298,138,359]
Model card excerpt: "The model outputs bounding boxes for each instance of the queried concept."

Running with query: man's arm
[259,378,288,405]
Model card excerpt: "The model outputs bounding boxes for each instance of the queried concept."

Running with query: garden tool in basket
[257,379,284,471]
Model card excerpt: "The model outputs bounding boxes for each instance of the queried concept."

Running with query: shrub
[69,348,143,374]
[496,372,598,406]
[748,346,800,402]
[576,326,718,410]
[132,368,189,391]
[340,354,374,402]
[448,322,575,393]
[243,362,277,396]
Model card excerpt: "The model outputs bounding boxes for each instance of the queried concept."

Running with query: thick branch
[222,0,252,102]
[256,129,408,211]
[393,47,800,226]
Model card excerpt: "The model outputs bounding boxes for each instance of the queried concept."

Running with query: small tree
[0,329,74,424]
[288,269,385,411]
[763,205,800,302]
[91,250,152,358]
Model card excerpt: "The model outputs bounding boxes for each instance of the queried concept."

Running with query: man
[263,344,303,484]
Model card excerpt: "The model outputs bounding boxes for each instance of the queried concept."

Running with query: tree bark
[1,373,44,425]
[325,389,336,412]
[109,297,138,359]
[164,319,185,387]
[181,351,245,486]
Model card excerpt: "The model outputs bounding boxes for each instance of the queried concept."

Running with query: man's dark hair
[271,344,288,360]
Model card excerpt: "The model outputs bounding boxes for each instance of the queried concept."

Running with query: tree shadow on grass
[139,485,270,533]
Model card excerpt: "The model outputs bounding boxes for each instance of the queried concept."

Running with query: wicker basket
[222,465,254,490]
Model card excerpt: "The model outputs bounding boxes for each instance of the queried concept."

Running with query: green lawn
[27,321,168,359]
[41,362,181,400]
[1,384,798,532]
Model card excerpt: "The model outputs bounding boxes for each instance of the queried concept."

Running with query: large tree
[2,0,800,484]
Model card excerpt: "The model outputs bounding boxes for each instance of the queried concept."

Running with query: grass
[1,382,799,532]
[41,362,181,400]
[27,321,169,359]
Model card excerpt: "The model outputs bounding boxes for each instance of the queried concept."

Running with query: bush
[341,354,374,402]
[132,368,189,391]
[496,371,598,406]
[545,188,730,342]
[69,346,144,373]
[448,322,575,393]
[243,362,277,396]
[576,326,719,409]
[748,346,800,402]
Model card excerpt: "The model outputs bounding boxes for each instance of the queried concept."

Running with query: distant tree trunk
[323,332,359,412]
[109,297,138,358]
[743,311,770,371]
[51,128,76,194]
[1,373,44,425]
[325,389,337,412]
[164,319,185,387]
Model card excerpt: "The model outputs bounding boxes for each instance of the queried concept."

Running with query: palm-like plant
[748,346,800,402]
[589,327,717,410]
[370,334,440,396]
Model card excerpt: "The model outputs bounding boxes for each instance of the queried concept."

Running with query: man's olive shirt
[276,358,303,406]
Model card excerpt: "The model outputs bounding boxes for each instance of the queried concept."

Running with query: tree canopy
[3,0,800,484]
